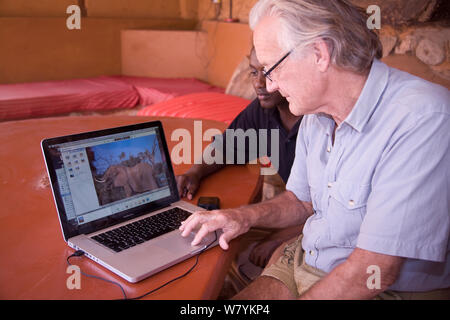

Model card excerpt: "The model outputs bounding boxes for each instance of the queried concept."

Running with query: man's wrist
[239,202,268,231]
[186,164,206,180]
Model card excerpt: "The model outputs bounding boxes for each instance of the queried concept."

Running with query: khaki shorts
[261,235,324,298]
[261,236,450,300]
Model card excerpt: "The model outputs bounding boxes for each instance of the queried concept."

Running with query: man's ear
[312,39,331,72]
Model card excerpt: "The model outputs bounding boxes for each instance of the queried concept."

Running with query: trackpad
[184,231,216,247]
[156,231,217,254]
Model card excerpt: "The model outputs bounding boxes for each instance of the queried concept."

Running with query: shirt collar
[343,59,389,133]
[315,112,335,135]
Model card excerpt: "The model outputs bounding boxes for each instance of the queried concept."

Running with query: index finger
[180,211,205,237]
[179,210,197,231]
[176,175,187,197]
[191,222,217,246]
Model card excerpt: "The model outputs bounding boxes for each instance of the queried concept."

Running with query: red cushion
[0,76,139,121]
[115,76,224,105]
[0,76,225,122]
[137,92,251,124]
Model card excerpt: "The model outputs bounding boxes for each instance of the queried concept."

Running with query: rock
[413,27,450,48]
[380,34,397,57]
[430,61,450,81]
[416,38,446,65]
[394,26,450,57]
[395,33,418,55]
[349,0,442,26]
[417,0,439,22]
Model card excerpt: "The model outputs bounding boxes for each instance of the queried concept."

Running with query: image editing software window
[49,127,172,227]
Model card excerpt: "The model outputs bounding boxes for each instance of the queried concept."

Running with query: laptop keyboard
[91,207,192,253]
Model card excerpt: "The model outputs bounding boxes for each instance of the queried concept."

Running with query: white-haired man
[180,0,450,299]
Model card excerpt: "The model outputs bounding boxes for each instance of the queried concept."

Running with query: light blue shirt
[286,59,450,292]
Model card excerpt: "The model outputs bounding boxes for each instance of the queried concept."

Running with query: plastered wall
[0,17,196,84]
[0,0,196,83]
[120,20,252,88]
[121,30,209,81]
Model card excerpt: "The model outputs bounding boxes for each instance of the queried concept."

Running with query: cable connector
[72,250,85,257]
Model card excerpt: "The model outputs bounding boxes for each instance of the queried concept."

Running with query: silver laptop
[41,120,219,283]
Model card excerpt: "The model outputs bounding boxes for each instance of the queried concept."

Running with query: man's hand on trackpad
[179,209,250,250]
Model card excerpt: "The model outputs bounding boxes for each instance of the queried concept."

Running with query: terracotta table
[0,116,260,300]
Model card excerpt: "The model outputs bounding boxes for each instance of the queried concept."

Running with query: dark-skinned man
[176,47,303,295]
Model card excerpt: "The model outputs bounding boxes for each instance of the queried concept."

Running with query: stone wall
[198,0,450,86]
[361,0,450,82]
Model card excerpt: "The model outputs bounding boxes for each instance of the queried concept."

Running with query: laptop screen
[42,121,179,240]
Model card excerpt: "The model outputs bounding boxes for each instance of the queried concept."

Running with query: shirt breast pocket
[327,181,370,247]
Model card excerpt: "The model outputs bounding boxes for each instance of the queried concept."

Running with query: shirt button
[309,250,315,256]
[348,200,355,207]
[327,147,331,153]
[327,182,333,188]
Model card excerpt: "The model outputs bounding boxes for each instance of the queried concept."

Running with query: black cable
[66,230,218,300]
[67,250,128,299]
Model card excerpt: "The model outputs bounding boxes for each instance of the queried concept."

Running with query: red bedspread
[115,76,224,106]
[0,77,138,121]
[137,92,250,124]
[0,76,224,121]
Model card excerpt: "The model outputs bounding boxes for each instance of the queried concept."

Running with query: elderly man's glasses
[262,50,293,82]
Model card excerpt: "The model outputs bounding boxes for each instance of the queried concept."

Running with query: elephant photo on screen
[86,135,169,206]
[86,135,168,205]
[94,162,159,205]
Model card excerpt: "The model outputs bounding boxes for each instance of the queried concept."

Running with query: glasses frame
[262,50,293,82]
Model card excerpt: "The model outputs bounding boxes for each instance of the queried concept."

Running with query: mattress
[0,76,224,121]
[0,76,139,121]
[137,92,250,124]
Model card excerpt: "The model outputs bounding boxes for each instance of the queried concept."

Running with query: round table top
[0,115,260,299]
